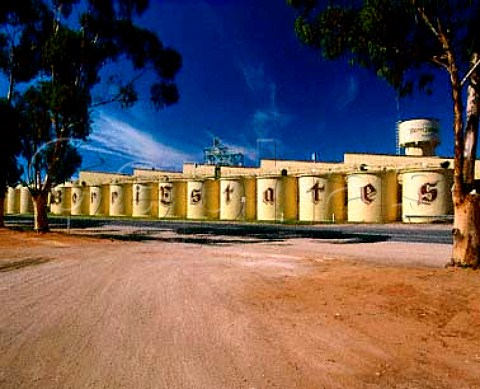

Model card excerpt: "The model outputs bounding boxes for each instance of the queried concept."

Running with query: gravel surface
[1,229,479,389]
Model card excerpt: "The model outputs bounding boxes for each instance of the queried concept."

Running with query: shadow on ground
[5,215,391,246]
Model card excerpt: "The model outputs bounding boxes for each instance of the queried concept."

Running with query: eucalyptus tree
[0,99,22,227]
[0,1,49,227]
[0,0,181,231]
[289,0,480,267]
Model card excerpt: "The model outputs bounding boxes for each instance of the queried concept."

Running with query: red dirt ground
[1,229,479,389]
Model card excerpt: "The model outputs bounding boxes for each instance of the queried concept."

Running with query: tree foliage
[0,98,22,187]
[291,1,480,96]
[0,0,182,230]
[289,0,480,266]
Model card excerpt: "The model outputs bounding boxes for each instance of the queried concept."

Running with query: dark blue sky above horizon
[6,0,457,174]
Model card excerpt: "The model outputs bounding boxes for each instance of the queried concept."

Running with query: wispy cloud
[241,63,270,95]
[334,75,359,111]
[254,91,291,138]
[84,112,192,170]
[222,140,257,162]
[240,62,292,139]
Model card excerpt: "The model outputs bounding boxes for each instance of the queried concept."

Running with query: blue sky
[6,0,457,174]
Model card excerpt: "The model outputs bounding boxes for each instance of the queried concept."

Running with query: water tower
[398,118,440,156]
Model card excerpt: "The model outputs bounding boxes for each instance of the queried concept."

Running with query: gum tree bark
[0,192,5,228]
[452,53,480,268]
[32,191,49,232]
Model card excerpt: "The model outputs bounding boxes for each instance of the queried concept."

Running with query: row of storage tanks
[4,168,453,223]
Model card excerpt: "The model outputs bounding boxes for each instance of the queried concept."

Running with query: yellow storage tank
[205,179,220,220]
[158,180,187,218]
[158,181,174,218]
[244,177,257,221]
[220,178,245,220]
[18,187,33,214]
[6,186,19,214]
[401,169,453,223]
[256,176,297,221]
[50,185,71,215]
[132,183,154,217]
[70,186,87,216]
[283,176,298,220]
[257,177,282,221]
[347,171,397,223]
[109,184,126,216]
[187,180,206,219]
[15,186,22,213]
[330,174,346,222]
[125,183,133,216]
[89,186,103,216]
[101,184,110,215]
[298,174,345,222]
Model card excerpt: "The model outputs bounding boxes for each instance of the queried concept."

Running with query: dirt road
[1,229,479,389]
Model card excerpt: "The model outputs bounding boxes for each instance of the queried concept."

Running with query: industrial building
[5,119,480,224]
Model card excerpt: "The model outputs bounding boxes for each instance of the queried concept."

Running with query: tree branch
[461,57,480,86]
[430,56,449,71]
[414,4,440,38]
[92,68,149,108]
[414,1,466,200]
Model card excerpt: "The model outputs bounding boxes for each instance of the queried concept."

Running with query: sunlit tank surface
[187,180,206,219]
[401,169,453,223]
[89,186,103,216]
[204,179,220,220]
[6,187,18,214]
[298,174,345,222]
[347,171,397,223]
[256,176,297,221]
[220,178,245,221]
[70,186,87,216]
[19,187,33,214]
[256,177,283,221]
[158,181,187,219]
[109,184,126,216]
[132,183,154,217]
[50,185,71,216]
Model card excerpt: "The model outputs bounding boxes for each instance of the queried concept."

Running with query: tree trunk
[463,53,479,188]
[32,191,49,232]
[0,194,4,228]
[451,53,480,268]
[452,193,480,268]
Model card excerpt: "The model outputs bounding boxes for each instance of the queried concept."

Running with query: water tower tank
[398,118,440,156]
